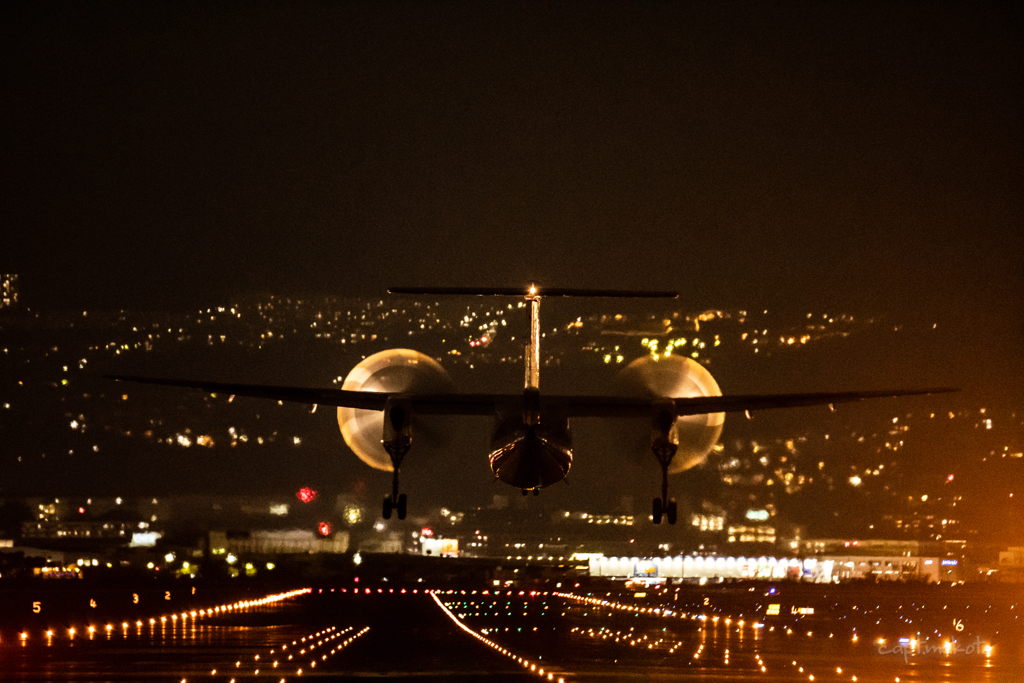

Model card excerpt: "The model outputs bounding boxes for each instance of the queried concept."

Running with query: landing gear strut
[381,401,412,520]
[382,440,409,520]
[651,406,679,525]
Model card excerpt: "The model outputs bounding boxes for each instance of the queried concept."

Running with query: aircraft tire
[383,496,393,520]
[397,493,407,520]
[667,499,678,525]
[652,497,663,524]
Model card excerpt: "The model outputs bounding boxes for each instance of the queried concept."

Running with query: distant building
[420,537,459,558]
[792,538,922,557]
[997,547,1024,583]
[727,524,776,545]
[209,529,349,555]
[588,553,960,583]
[817,555,959,583]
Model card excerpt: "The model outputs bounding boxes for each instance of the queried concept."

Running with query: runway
[1,583,1019,682]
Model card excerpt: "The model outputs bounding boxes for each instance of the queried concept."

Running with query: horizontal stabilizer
[388,286,678,298]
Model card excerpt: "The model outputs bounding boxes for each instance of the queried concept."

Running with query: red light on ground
[297,487,318,503]
[947,474,954,482]
[78,507,85,514]
[318,521,331,536]
[421,528,433,537]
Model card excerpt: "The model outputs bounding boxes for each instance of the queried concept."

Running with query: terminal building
[587,553,962,584]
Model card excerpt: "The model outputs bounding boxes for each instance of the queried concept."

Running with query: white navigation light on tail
[108,285,957,523]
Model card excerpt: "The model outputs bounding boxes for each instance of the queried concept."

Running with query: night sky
[2,2,1021,403]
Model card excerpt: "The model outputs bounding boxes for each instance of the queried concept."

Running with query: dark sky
[2,2,1021,400]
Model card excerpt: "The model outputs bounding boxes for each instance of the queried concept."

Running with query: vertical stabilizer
[525,285,540,390]
[386,284,678,392]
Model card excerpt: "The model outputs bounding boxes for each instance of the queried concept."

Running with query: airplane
[107,285,956,523]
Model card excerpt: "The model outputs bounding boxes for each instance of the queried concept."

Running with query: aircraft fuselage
[488,390,573,489]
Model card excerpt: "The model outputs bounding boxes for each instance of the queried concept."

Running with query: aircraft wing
[106,374,395,410]
[549,387,959,418]
[106,375,509,415]
[107,375,955,417]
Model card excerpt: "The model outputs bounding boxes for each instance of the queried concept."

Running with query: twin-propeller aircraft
[109,286,955,523]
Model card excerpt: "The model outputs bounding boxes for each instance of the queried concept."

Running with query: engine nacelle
[617,355,724,473]
[337,349,452,471]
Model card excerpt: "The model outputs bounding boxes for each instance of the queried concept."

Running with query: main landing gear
[651,407,679,525]
[381,401,412,520]
[521,487,540,496]
[382,439,409,520]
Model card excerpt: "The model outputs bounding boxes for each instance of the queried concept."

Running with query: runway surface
[1,583,1019,682]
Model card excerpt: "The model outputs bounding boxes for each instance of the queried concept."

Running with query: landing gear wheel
[383,495,393,520]
[532,488,540,496]
[666,498,678,525]
[652,497,663,524]
[397,493,407,520]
